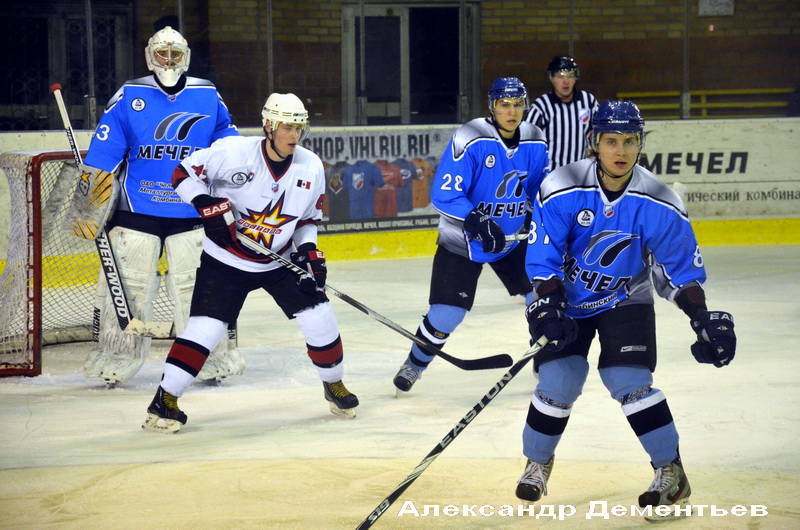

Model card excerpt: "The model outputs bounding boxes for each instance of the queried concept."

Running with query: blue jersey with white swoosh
[527,158,707,318]
[432,117,549,263]
[84,75,237,218]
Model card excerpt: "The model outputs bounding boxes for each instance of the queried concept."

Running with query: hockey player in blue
[392,77,549,393]
[516,101,737,522]
[72,26,243,385]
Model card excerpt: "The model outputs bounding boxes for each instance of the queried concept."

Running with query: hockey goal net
[0,150,174,377]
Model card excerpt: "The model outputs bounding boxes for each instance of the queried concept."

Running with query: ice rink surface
[1,245,798,529]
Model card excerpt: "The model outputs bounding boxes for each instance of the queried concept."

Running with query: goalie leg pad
[64,163,119,240]
[91,227,162,384]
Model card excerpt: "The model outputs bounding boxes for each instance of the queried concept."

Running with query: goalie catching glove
[193,194,259,260]
[464,208,506,253]
[525,279,578,352]
[290,243,327,293]
[690,310,736,367]
[64,163,119,239]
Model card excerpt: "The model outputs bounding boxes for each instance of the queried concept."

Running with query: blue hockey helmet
[488,77,528,112]
[591,100,646,150]
[547,55,580,79]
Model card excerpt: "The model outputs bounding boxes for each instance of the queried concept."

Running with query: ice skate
[323,380,359,418]
[393,359,422,394]
[197,346,245,383]
[638,456,692,522]
[142,386,187,433]
[515,456,554,502]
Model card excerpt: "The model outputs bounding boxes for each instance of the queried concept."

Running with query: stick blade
[461,353,514,370]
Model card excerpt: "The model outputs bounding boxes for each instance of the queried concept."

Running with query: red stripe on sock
[168,341,209,373]
[307,338,343,366]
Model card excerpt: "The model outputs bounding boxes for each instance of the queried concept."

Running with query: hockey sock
[408,304,466,367]
[522,355,588,462]
[621,388,679,468]
[162,338,209,396]
[599,366,680,467]
[308,336,345,383]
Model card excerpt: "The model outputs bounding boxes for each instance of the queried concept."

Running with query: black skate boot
[515,456,555,502]
[393,359,422,394]
[638,456,692,521]
[323,380,359,418]
[142,386,187,433]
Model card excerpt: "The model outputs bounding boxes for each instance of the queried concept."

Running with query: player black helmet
[547,55,580,79]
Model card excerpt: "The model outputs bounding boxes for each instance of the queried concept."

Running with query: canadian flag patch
[296,179,311,189]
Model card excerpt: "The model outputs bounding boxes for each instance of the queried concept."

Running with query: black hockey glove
[194,194,259,260]
[526,291,578,352]
[464,208,505,253]
[290,243,327,293]
[690,310,736,367]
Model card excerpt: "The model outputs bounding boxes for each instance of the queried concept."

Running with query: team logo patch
[153,112,209,141]
[131,98,146,112]
[271,182,279,192]
[485,154,496,168]
[579,108,591,123]
[231,172,252,186]
[577,209,595,227]
[604,204,615,218]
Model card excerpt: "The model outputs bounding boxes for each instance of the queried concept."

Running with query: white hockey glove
[64,163,119,239]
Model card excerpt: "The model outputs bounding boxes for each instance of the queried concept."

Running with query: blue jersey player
[392,77,549,393]
[516,101,737,522]
[74,26,243,386]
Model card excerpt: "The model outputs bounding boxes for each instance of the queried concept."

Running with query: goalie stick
[356,336,549,529]
[50,83,172,338]
[235,232,513,371]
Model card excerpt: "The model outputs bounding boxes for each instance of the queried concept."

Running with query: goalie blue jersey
[84,76,238,218]
[526,158,707,318]
[432,118,549,263]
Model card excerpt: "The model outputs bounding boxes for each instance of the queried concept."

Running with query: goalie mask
[261,93,310,142]
[145,26,190,87]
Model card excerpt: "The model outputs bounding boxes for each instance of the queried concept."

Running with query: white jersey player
[143,93,359,433]
[70,26,244,386]
[516,101,736,521]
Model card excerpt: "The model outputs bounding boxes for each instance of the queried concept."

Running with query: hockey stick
[235,232,513,371]
[50,83,172,338]
[356,336,549,529]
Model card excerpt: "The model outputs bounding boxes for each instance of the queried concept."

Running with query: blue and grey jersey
[526,158,706,318]
[84,75,238,218]
[432,117,549,263]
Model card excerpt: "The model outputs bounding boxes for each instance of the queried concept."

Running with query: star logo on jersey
[237,192,297,247]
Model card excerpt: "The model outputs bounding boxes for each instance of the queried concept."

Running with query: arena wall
[2,118,799,264]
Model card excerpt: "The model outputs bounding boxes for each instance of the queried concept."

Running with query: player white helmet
[145,26,190,87]
[261,93,310,141]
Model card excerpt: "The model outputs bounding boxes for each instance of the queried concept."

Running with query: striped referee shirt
[524,90,598,171]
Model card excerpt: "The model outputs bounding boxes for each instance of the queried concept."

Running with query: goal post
[0,150,175,377]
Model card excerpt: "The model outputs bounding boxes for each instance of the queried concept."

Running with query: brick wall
[132,0,799,126]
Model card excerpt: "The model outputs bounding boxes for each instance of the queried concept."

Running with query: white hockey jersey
[174,136,325,273]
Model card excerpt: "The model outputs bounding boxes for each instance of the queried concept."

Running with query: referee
[525,55,599,171]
